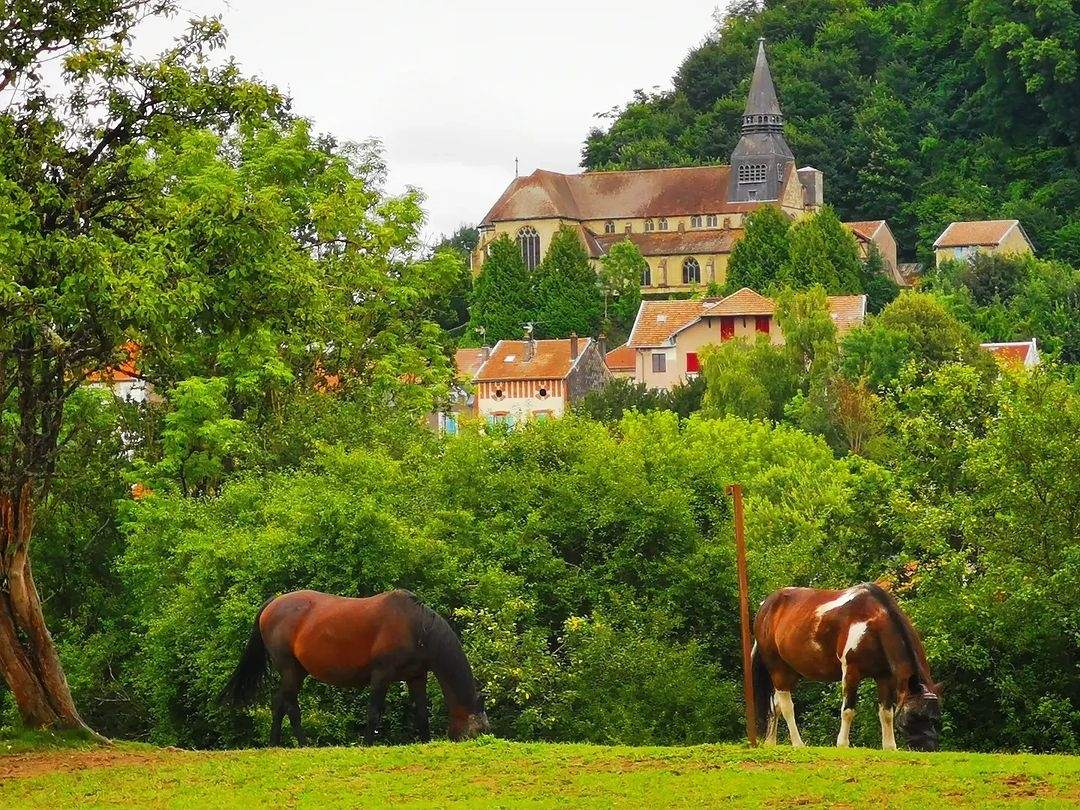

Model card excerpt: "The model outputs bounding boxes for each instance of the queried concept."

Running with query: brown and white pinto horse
[752,583,942,751]
[221,589,489,745]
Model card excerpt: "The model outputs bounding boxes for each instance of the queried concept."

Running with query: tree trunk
[0,483,92,733]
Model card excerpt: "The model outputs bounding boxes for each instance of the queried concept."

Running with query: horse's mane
[863,582,931,689]
[398,591,477,708]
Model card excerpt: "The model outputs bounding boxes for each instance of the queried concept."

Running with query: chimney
[525,336,536,362]
[480,345,491,363]
[597,332,607,358]
[569,332,579,360]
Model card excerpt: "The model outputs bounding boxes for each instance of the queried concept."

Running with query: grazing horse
[752,583,942,751]
[220,589,489,745]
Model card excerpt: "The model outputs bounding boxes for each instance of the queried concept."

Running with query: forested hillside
[582,0,1080,263]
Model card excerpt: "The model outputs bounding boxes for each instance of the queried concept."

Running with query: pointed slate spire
[729,38,795,203]
[742,38,783,131]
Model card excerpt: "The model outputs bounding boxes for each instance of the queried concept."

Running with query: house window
[518,226,541,270]
[682,257,701,285]
[686,352,700,374]
[720,316,735,340]
[706,214,717,227]
[658,218,668,231]
[641,263,652,287]
[691,215,702,228]
[755,315,770,334]
[651,353,667,373]
[604,220,615,234]
[738,163,767,184]
[644,219,654,232]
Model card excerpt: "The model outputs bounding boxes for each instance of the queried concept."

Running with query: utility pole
[727,483,757,746]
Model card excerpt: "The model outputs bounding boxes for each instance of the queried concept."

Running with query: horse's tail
[751,642,774,738]
[219,598,273,706]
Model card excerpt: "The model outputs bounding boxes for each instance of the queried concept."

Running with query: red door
[686,352,700,373]
[755,315,771,334]
[720,317,735,340]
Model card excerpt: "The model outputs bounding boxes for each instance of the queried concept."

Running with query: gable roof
[480,166,762,225]
[627,289,867,347]
[933,220,1027,249]
[844,220,886,242]
[605,343,636,372]
[473,338,593,382]
[591,228,743,259]
[980,339,1040,368]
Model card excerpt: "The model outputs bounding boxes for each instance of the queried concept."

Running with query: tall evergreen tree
[725,206,791,291]
[781,206,863,293]
[534,225,603,338]
[467,234,534,342]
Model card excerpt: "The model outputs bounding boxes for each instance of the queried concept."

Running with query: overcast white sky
[138,1,723,243]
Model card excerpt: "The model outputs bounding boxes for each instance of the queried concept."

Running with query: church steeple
[729,38,794,203]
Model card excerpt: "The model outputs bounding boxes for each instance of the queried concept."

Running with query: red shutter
[755,315,770,334]
[720,317,735,340]
[686,352,700,373]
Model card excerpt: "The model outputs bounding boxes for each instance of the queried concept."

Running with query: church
[473,39,898,293]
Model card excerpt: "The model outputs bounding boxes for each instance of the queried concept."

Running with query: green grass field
[2,738,1078,808]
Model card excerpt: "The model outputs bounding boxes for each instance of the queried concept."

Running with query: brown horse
[752,583,942,751]
[220,589,489,745]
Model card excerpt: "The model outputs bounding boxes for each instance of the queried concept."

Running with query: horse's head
[448,687,489,741]
[897,680,943,751]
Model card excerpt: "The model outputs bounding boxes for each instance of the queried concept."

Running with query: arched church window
[682,257,701,285]
[642,263,652,287]
[707,214,717,227]
[644,219,655,232]
[518,226,541,270]
[658,218,668,231]
[691,215,702,228]
[604,220,615,234]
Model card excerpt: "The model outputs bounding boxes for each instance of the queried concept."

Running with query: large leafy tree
[725,205,791,292]
[780,206,863,292]
[597,240,645,337]
[0,2,453,731]
[534,225,603,339]
[467,234,534,342]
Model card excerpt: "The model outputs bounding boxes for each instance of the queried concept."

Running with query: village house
[625,288,867,389]
[473,39,897,295]
[471,334,611,424]
[843,220,906,285]
[604,343,637,379]
[933,219,1034,265]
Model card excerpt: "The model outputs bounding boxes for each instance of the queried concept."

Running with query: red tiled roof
[454,348,487,379]
[933,220,1022,248]
[627,290,867,347]
[980,339,1039,367]
[704,287,773,315]
[627,300,705,347]
[844,220,885,242]
[591,228,743,258]
[605,343,636,371]
[87,342,141,384]
[481,166,760,225]
[473,338,592,382]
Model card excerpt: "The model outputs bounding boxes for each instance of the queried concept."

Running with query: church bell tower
[729,38,794,203]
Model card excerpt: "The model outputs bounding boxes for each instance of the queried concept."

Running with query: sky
[137,1,724,243]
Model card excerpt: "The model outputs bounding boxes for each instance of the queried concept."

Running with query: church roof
[745,38,783,119]
[590,228,745,258]
[480,166,759,225]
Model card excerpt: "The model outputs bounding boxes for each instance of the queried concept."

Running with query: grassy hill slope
[2,740,1078,808]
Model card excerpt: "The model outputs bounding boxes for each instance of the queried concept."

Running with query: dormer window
[604,220,615,234]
